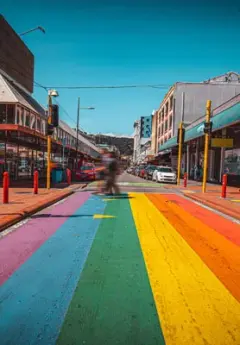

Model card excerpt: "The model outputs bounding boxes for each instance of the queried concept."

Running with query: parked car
[143,165,157,180]
[75,163,96,181]
[152,166,177,184]
[139,166,145,178]
[135,165,143,177]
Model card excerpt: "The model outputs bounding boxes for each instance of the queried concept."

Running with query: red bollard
[3,171,9,204]
[221,174,227,198]
[183,172,188,188]
[67,169,71,185]
[34,170,39,194]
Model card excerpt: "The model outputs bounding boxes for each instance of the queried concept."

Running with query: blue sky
[1,0,240,135]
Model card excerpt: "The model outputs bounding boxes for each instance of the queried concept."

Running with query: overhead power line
[42,84,171,90]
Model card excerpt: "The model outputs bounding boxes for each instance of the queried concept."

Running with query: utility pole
[202,100,212,193]
[47,95,52,189]
[177,92,185,185]
[75,97,80,169]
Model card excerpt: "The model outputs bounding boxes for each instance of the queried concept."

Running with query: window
[169,116,173,129]
[25,111,30,127]
[159,167,173,173]
[36,118,41,131]
[165,102,169,115]
[164,120,168,132]
[41,120,46,134]
[0,104,7,123]
[170,96,173,110]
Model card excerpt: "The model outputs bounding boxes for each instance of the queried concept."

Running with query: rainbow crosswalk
[0,191,240,345]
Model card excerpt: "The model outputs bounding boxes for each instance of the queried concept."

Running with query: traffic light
[50,104,59,127]
[46,123,54,136]
[177,127,185,144]
[204,121,212,134]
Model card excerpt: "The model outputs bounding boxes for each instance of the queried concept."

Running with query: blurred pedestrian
[104,151,120,195]
[97,149,109,194]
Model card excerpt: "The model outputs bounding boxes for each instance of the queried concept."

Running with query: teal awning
[158,137,177,151]
[159,102,240,152]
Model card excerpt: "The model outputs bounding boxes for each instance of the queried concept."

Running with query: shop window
[0,104,7,123]
[25,111,30,127]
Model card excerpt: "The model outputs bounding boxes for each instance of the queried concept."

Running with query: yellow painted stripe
[129,193,240,345]
[93,214,116,219]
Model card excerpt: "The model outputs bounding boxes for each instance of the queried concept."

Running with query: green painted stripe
[57,195,165,345]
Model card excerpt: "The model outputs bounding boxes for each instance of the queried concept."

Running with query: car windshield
[158,167,173,173]
[147,166,156,170]
[81,166,93,171]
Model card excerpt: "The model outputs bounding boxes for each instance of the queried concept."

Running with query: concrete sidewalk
[164,182,240,220]
[0,183,86,232]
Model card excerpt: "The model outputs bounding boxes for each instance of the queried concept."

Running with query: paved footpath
[0,189,240,345]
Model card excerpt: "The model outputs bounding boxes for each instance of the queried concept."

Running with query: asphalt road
[85,171,169,193]
[0,182,240,344]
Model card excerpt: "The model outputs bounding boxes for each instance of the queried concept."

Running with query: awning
[158,101,240,152]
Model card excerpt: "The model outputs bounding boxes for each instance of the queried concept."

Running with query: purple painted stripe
[0,191,90,285]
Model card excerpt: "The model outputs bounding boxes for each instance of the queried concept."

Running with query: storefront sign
[197,124,204,134]
[211,138,233,148]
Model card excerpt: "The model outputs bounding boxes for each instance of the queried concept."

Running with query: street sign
[211,138,233,148]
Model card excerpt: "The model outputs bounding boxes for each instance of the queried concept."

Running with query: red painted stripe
[163,193,240,246]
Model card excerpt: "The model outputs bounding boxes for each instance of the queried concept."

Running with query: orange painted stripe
[147,193,240,303]
[164,193,240,246]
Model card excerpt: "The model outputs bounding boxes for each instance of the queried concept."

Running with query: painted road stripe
[57,196,165,345]
[130,193,240,345]
[147,194,240,303]
[0,195,106,345]
[0,191,91,286]
[167,194,240,246]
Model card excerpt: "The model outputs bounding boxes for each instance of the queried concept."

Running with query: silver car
[152,166,177,184]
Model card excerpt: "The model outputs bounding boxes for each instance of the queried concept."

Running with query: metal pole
[47,95,52,189]
[75,97,80,169]
[177,92,185,185]
[202,100,212,193]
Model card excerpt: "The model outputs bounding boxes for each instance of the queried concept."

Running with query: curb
[0,190,74,233]
[184,193,240,221]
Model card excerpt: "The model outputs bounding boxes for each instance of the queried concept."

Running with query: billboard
[0,15,34,93]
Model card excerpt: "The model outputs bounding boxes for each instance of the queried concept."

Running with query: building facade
[155,72,240,155]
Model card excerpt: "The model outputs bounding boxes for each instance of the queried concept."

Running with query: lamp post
[75,97,95,169]
[19,26,45,36]
[47,89,59,189]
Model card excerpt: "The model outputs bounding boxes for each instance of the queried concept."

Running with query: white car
[152,166,177,184]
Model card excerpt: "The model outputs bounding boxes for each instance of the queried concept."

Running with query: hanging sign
[211,138,233,148]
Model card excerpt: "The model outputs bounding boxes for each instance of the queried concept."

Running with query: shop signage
[211,138,233,148]
[197,124,204,134]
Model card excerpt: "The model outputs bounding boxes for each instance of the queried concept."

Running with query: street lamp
[19,26,46,36]
[47,89,59,189]
[75,97,95,168]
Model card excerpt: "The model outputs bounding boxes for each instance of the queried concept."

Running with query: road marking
[231,199,240,202]
[93,214,116,219]
[129,193,240,345]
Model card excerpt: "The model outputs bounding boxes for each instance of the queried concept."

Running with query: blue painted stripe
[0,195,106,345]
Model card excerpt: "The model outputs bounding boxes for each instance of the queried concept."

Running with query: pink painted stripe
[0,191,91,285]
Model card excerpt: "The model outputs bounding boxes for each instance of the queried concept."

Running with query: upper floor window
[25,111,30,127]
[36,118,41,131]
[165,102,169,115]
[170,96,173,110]
[0,104,7,123]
